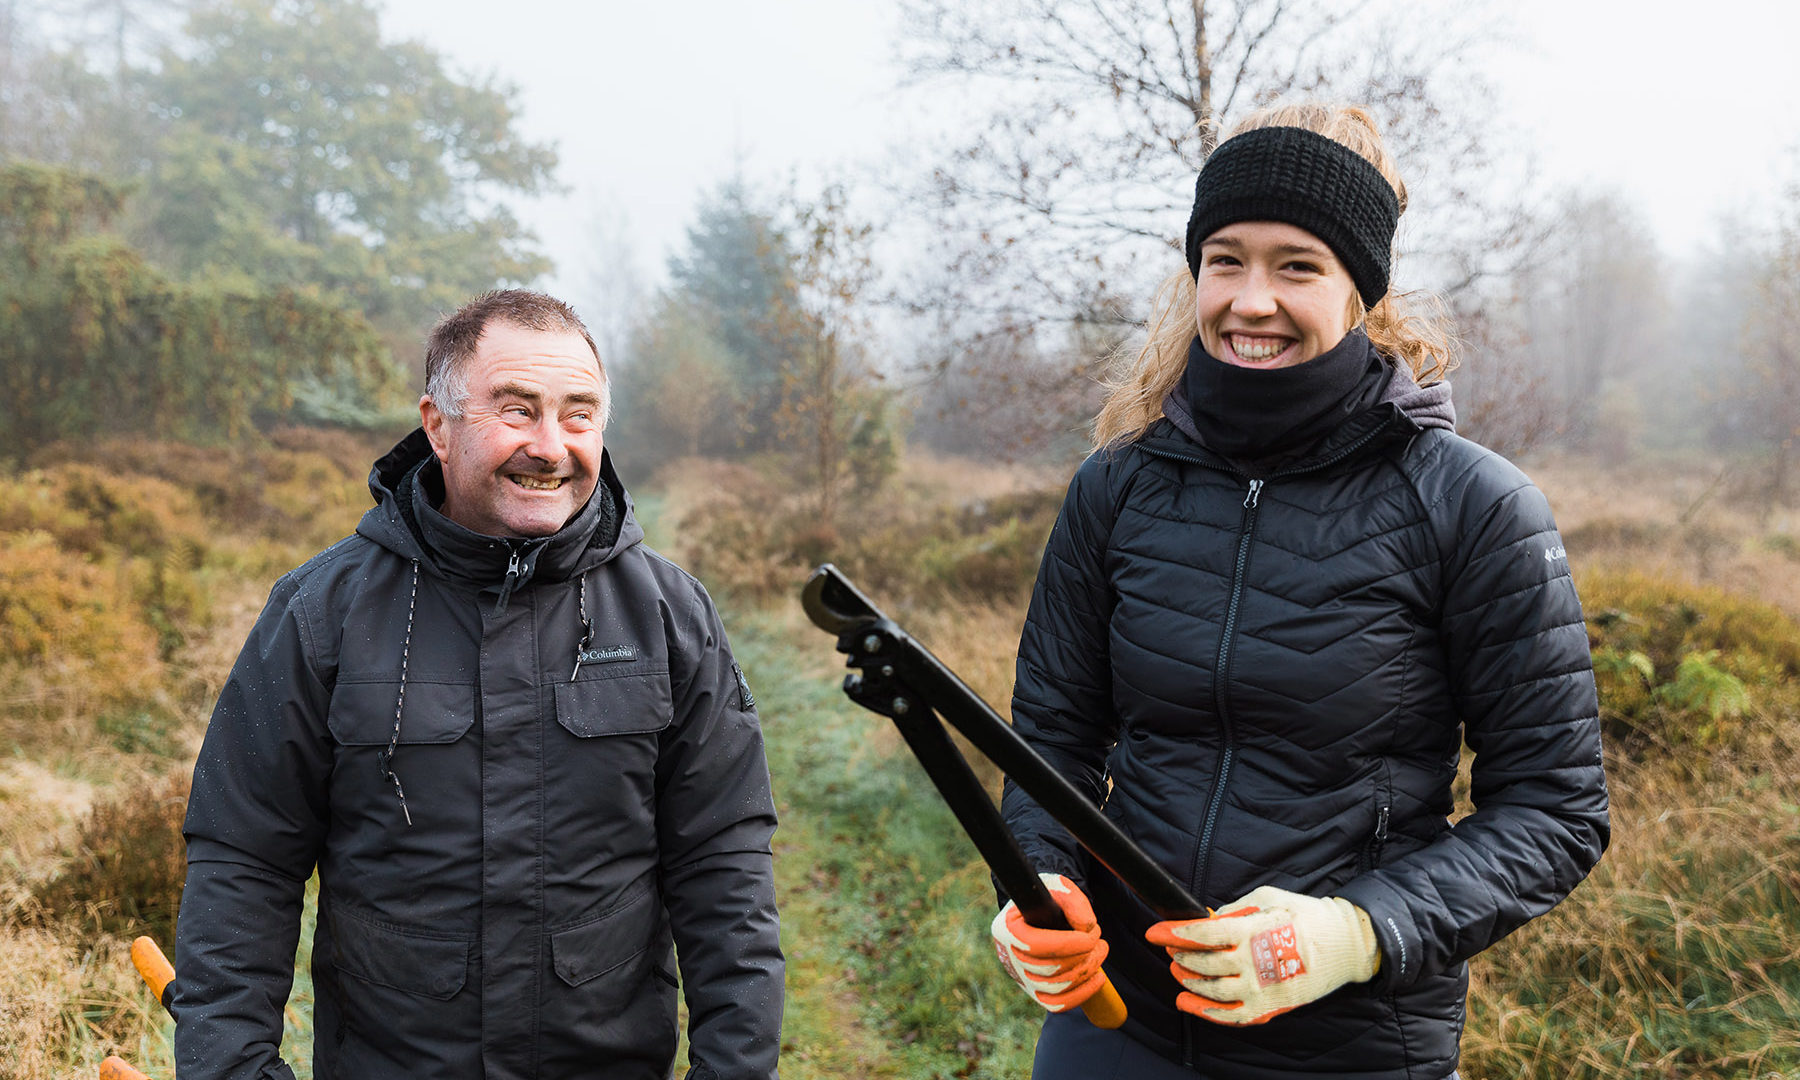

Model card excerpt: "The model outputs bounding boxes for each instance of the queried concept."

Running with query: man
[174,290,783,1079]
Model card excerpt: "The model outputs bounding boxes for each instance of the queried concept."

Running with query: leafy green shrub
[1581,569,1800,750]
[1762,531,1800,561]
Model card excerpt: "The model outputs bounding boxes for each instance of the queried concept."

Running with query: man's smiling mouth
[510,474,567,491]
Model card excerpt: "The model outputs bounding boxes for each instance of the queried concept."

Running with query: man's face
[420,322,606,539]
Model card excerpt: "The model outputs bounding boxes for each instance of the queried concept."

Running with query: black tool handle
[884,704,1067,928]
[806,564,1209,921]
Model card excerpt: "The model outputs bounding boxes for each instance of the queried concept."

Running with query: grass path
[727,603,1043,1079]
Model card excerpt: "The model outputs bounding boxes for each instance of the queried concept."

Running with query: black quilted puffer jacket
[1002,363,1609,1079]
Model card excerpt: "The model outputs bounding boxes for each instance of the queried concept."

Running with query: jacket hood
[357,428,645,592]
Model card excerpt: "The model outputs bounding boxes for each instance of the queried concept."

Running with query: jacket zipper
[1189,476,1261,898]
[492,543,527,616]
[1140,417,1396,1069]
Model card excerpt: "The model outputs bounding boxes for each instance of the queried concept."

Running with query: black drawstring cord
[570,575,594,681]
[380,559,419,826]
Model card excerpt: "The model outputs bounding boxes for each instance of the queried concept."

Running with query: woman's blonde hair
[1092,102,1456,450]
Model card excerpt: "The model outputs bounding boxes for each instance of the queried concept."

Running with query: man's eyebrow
[489,382,602,408]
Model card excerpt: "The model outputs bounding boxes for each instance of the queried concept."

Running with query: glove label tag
[1251,924,1306,985]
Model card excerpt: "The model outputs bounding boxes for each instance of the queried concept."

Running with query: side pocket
[550,877,668,1011]
[1360,771,1393,874]
[328,907,470,1000]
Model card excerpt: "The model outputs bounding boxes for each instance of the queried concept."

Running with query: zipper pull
[493,546,526,616]
[1243,478,1264,508]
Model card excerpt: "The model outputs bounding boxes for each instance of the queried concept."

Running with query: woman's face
[1194,221,1359,369]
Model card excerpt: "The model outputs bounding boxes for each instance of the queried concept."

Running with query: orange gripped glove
[1145,885,1381,1026]
[989,872,1111,1012]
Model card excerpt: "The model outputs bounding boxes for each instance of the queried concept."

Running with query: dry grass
[1527,451,1800,620]
[0,433,369,1080]
[29,771,191,942]
[1463,749,1800,1077]
[651,449,1061,615]
[0,926,166,1080]
[6,437,1799,1076]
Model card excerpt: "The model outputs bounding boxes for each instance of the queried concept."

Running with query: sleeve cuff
[1336,877,1423,991]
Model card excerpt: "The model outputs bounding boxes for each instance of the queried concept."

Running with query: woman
[988,102,1609,1080]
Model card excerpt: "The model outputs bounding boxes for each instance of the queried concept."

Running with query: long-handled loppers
[801,564,1212,1030]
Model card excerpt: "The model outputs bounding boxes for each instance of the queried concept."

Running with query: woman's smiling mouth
[1225,332,1297,367]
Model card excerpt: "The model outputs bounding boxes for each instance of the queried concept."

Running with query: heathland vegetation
[5,438,1800,1078]
[6,2,1800,1076]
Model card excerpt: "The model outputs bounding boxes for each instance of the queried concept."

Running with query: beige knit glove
[1145,885,1380,1025]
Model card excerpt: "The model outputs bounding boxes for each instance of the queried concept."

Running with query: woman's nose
[1231,271,1279,317]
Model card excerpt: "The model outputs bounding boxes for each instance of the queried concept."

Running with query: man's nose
[523,415,568,463]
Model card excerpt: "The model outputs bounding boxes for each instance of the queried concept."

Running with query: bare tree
[779,183,887,524]
[898,0,1528,314]
[1742,186,1800,504]
[1489,192,1670,457]
[893,0,1555,451]
[575,196,648,370]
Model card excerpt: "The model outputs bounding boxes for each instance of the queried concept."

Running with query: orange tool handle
[1080,978,1128,1028]
[130,936,176,1012]
[99,1056,151,1080]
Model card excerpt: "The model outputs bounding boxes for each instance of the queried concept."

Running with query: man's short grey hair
[423,290,611,426]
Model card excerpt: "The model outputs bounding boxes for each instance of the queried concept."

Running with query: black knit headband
[1184,125,1401,306]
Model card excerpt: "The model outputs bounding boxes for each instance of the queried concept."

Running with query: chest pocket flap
[553,670,672,737]
[327,679,475,745]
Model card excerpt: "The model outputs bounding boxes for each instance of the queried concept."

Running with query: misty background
[4,0,1799,505]
[8,5,1800,1077]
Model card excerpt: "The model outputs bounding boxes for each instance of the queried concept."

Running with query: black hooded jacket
[175,430,782,1079]
[1002,344,1608,1079]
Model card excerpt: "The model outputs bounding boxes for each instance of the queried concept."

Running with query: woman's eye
[1286,261,1321,274]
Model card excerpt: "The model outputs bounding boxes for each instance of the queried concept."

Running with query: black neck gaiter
[1181,328,1390,462]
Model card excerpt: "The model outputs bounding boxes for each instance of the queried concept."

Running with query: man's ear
[420,396,451,461]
